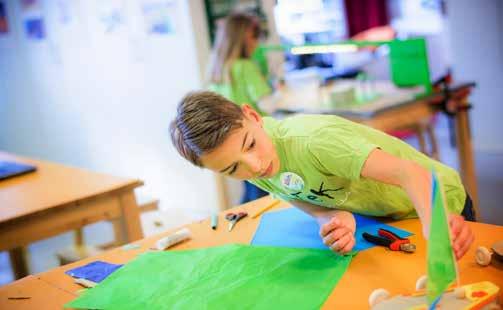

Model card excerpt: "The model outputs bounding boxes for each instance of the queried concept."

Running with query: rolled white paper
[155,228,191,250]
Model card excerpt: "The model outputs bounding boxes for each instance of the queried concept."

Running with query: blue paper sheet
[65,261,123,283]
[251,207,413,251]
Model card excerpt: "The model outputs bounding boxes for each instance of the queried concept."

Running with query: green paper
[66,244,353,309]
[389,38,432,94]
[427,173,458,304]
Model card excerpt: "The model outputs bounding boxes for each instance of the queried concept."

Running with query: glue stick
[155,228,191,250]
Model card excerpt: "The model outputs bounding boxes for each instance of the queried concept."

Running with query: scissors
[225,211,248,232]
[362,228,416,253]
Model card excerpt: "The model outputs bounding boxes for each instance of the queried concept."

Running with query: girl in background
[207,12,274,203]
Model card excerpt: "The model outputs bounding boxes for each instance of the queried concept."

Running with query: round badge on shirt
[280,172,305,191]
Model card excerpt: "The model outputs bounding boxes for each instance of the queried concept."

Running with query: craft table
[0,275,75,310]
[3,196,500,309]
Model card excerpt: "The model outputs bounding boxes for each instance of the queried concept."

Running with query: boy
[170,91,475,259]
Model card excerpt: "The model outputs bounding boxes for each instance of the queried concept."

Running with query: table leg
[74,228,84,246]
[8,247,29,279]
[415,125,428,155]
[118,191,143,242]
[455,97,479,218]
[215,173,230,211]
[426,122,440,160]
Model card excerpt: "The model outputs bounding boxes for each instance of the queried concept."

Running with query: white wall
[0,0,218,216]
[445,0,503,153]
[187,0,211,84]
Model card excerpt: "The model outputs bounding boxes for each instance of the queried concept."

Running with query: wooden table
[0,151,144,279]
[0,276,75,310]
[4,196,500,309]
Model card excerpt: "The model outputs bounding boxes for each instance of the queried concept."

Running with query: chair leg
[414,125,428,155]
[74,228,84,246]
[426,123,440,160]
[57,229,102,266]
[8,247,29,279]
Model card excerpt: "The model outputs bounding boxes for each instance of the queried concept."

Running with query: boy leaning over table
[169,91,475,259]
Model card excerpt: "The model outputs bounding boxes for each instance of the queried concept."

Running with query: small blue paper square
[65,261,123,283]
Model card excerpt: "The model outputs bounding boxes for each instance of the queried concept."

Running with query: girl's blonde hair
[207,12,260,84]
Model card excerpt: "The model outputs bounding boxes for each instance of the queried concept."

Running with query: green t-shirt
[208,59,271,116]
[250,115,466,219]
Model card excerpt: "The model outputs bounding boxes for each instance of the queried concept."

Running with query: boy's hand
[449,214,474,260]
[319,218,356,255]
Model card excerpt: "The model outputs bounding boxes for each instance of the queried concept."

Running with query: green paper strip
[427,172,458,304]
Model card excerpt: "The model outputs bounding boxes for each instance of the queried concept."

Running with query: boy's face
[201,105,280,180]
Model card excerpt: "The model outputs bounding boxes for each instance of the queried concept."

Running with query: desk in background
[3,196,501,309]
[0,151,144,280]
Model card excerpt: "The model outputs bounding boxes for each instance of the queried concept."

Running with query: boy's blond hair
[170,91,244,167]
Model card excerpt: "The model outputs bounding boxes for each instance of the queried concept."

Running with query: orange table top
[0,275,76,310]
[5,196,503,309]
[0,151,142,223]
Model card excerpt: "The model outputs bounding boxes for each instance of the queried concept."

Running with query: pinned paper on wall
[53,0,81,35]
[0,1,16,50]
[0,1,8,34]
[141,0,178,35]
[21,0,46,40]
[66,244,353,309]
[126,0,179,62]
[55,0,75,25]
[88,0,130,58]
[96,0,125,34]
[45,0,83,54]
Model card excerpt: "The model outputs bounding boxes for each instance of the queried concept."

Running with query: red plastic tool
[363,228,416,253]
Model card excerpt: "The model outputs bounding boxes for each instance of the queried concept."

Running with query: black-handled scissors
[225,211,248,231]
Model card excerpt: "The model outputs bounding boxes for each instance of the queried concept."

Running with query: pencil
[251,199,281,219]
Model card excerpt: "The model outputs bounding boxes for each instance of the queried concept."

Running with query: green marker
[211,213,218,230]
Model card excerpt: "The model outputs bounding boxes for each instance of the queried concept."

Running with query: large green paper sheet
[66,244,352,309]
[427,173,458,305]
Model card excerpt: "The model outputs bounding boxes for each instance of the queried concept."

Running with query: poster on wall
[43,0,84,64]
[50,0,81,43]
[127,0,181,62]
[21,0,46,40]
[97,0,125,34]
[56,0,76,26]
[141,0,178,35]
[0,0,17,50]
[0,1,8,34]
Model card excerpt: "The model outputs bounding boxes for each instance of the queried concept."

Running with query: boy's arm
[289,200,356,254]
[361,148,473,259]
[361,148,432,236]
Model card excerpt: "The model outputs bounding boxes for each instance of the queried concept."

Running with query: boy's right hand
[319,218,356,255]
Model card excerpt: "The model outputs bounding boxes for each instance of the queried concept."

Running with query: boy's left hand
[449,214,474,260]
[319,218,356,255]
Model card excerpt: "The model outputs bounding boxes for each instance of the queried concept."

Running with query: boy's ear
[241,104,263,125]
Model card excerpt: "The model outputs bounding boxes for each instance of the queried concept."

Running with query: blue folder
[65,261,123,283]
[0,160,37,180]
[251,207,413,251]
